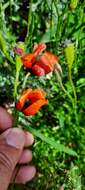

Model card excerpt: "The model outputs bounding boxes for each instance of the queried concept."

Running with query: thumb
[0,128,25,190]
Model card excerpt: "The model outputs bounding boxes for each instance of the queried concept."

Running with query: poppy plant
[15,89,48,116]
[21,43,61,76]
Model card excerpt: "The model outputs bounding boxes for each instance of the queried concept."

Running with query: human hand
[0,107,36,190]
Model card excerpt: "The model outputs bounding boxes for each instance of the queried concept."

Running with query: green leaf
[20,119,78,157]
[77,78,85,88]
[0,32,14,64]
[40,25,56,43]
[0,32,8,54]
[67,164,81,190]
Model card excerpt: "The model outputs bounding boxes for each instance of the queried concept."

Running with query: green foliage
[20,119,77,156]
[65,164,81,190]
[0,32,8,54]
[0,0,85,189]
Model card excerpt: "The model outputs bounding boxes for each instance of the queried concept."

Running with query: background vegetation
[0,0,85,189]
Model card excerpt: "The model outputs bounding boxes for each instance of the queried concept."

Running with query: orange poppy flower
[21,43,60,76]
[32,51,58,76]
[21,43,46,69]
[15,89,48,116]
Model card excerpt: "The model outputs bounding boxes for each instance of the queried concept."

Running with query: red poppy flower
[15,89,48,116]
[32,51,58,76]
[21,43,46,69]
[21,43,60,76]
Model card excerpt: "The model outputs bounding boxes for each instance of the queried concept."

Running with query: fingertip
[0,107,13,131]
[19,149,32,164]
[24,131,34,147]
[13,166,36,184]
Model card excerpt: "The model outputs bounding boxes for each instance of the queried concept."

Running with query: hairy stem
[69,68,77,105]
[68,68,78,125]
[13,70,19,99]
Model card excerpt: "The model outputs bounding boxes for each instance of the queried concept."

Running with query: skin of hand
[0,107,36,190]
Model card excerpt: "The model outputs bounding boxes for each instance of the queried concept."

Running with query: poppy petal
[41,52,58,68]
[35,52,58,74]
[15,89,32,110]
[45,52,58,67]
[23,99,48,116]
[21,53,35,68]
[33,43,46,55]
[34,55,53,74]
[32,64,45,76]
[26,89,47,103]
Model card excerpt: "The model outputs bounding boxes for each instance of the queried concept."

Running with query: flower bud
[64,43,75,69]
[70,0,78,10]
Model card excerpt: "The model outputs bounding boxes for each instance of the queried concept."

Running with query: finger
[0,107,34,147]
[24,131,34,147]
[0,128,25,190]
[12,165,36,184]
[19,149,32,164]
[0,107,12,132]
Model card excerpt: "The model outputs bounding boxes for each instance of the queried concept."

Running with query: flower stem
[13,70,20,128]
[68,68,78,125]
[22,72,30,90]
[55,71,78,124]
[25,0,33,45]
[13,108,19,128]
[69,68,77,105]
[13,70,19,100]
[55,71,74,108]
[9,0,12,27]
